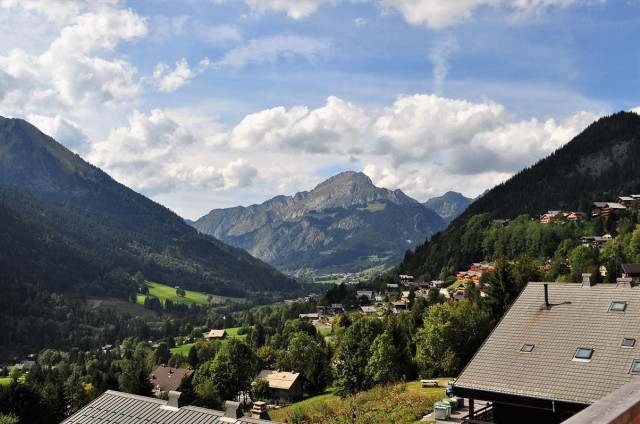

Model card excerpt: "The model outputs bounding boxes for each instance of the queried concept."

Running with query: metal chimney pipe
[544,284,549,309]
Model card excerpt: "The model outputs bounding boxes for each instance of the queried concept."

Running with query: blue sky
[0,0,638,219]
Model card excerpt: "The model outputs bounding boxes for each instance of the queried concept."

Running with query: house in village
[386,283,400,294]
[298,313,319,320]
[330,303,344,315]
[621,263,640,285]
[204,329,227,340]
[453,275,640,423]
[580,235,613,251]
[356,290,374,300]
[566,211,587,221]
[62,390,272,423]
[256,370,303,406]
[390,301,406,313]
[360,306,377,315]
[149,366,194,396]
[591,201,608,216]
[601,202,627,218]
[617,196,634,207]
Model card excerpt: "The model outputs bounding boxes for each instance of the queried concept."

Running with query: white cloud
[215,35,330,68]
[196,23,242,44]
[380,0,491,29]
[428,33,459,94]
[153,58,210,92]
[0,5,147,112]
[245,0,332,19]
[88,109,194,193]
[215,96,369,154]
[631,107,640,115]
[27,113,91,155]
[373,94,510,165]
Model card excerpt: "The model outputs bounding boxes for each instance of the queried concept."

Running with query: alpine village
[1,2,639,424]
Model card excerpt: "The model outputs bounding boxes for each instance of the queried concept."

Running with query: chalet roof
[360,306,377,313]
[592,202,608,208]
[621,264,640,275]
[150,367,194,392]
[298,313,319,319]
[62,390,270,424]
[606,202,627,209]
[454,282,640,405]
[356,290,373,298]
[617,197,634,202]
[257,370,301,390]
[330,303,344,308]
[205,329,227,339]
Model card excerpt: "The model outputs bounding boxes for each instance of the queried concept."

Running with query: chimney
[251,401,270,420]
[224,401,243,419]
[540,283,550,310]
[582,273,594,288]
[617,277,632,288]
[167,391,182,409]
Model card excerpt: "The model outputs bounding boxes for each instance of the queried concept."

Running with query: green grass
[269,380,446,424]
[169,327,249,355]
[0,376,25,385]
[357,201,387,212]
[136,281,231,306]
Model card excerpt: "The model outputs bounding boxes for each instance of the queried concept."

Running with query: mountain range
[423,191,474,223]
[0,116,296,298]
[192,172,447,274]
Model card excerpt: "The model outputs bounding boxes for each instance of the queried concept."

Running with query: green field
[136,281,227,306]
[170,327,248,355]
[0,376,25,385]
[269,380,446,424]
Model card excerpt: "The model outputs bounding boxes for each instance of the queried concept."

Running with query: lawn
[0,376,25,385]
[136,281,230,306]
[269,380,447,424]
[169,327,249,356]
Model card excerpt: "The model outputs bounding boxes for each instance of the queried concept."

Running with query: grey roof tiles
[454,282,640,404]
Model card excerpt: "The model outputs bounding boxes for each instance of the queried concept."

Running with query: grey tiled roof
[62,390,273,424]
[454,282,640,404]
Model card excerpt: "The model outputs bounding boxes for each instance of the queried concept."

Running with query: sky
[0,0,638,219]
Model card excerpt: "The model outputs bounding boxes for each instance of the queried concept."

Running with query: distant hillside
[395,111,640,280]
[424,191,473,223]
[0,116,296,298]
[192,172,446,274]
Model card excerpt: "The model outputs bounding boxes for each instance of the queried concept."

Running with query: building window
[622,338,636,348]
[520,344,535,353]
[573,348,594,361]
[630,360,640,374]
[609,301,628,313]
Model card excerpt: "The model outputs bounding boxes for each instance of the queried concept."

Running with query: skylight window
[622,338,636,348]
[630,360,640,374]
[520,344,534,353]
[609,301,628,313]
[573,348,594,361]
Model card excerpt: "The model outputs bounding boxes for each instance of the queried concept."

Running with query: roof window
[622,338,636,348]
[573,348,594,362]
[609,301,628,313]
[520,344,535,353]
[630,360,640,374]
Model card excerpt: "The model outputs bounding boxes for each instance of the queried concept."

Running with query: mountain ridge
[192,171,446,274]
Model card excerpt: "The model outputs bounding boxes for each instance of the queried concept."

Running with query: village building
[256,370,303,406]
[621,263,640,285]
[360,306,377,315]
[61,390,272,423]
[356,290,374,300]
[601,202,627,218]
[298,313,319,320]
[149,366,194,396]
[453,276,640,423]
[204,329,227,340]
[330,303,344,314]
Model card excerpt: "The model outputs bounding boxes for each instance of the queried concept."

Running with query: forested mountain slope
[0,116,296,297]
[395,111,640,280]
[193,171,446,274]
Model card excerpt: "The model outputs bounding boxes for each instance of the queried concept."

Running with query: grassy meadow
[170,327,248,355]
[268,380,446,424]
[136,281,237,306]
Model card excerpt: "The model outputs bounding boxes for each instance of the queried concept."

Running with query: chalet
[204,329,227,340]
[580,235,613,251]
[566,211,587,221]
[453,276,640,423]
[452,293,465,302]
[602,202,627,218]
[621,263,640,285]
[390,301,406,313]
[386,283,399,293]
[617,196,634,207]
[540,211,569,224]
[330,303,344,314]
[360,306,377,315]
[356,290,374,300]
[591,202,608,216]
[401,291,411,302]
[298,313,319,320]
[431,280,447,288]
[257,370,303,405]
[455,283,466,294]
[149,366,194,396]
[62,390,272,423]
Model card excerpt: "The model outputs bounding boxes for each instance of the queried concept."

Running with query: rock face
[424,191,473,223]
[192,171,446,274]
